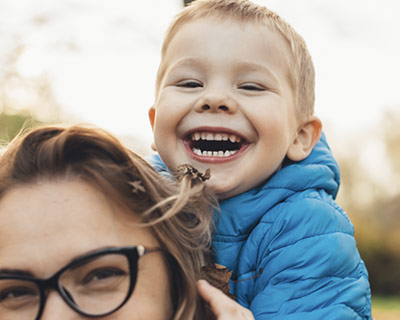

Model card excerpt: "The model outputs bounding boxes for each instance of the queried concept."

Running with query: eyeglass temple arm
[138,245,163,257]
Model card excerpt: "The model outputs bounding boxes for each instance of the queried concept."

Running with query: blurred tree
[0,44,61,124]
[383,111,400,183]
[0,45,60,144]
[337,110,400,296]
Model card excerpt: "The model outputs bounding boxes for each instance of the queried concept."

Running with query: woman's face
[0,179,173,319]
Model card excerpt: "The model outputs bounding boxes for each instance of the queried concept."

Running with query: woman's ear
[287,116,322,161]
[148,107,157,151]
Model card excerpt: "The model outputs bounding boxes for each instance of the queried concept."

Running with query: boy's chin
[206,178,240,200]
[205,174,268,200]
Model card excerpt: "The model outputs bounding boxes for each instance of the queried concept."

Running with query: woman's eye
[239,84,265,91]
[0,287,37,302]
[82,268,126,285]
[176,81,202,88]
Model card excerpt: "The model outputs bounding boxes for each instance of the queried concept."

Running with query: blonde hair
[156,0,315,120]
[0,125,216,320]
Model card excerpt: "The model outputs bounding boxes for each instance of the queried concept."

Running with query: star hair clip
[128,180,146,193]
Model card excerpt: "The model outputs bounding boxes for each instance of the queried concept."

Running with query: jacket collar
[216,133,340,237]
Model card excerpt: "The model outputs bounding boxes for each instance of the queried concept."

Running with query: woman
[0,125,253,319]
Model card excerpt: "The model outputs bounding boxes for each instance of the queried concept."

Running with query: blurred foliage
[372,295,400,320]
[0,45,151,155]
[337,110,400,296]
[373,295,400,310]
[0,45,59,144]
[0,113,41,144]
[384,113,400,179]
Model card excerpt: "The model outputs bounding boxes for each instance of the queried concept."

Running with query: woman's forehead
[0,179,156,278]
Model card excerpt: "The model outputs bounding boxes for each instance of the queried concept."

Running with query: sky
[1,0,400,160]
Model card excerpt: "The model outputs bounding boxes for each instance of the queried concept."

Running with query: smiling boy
[148,0,372,318]
[149,12,315,199]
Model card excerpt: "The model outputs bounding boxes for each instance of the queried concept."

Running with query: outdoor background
[1,0,399,318]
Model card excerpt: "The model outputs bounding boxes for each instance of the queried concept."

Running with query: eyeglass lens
[0,253,132,319]
[0,279,40,320]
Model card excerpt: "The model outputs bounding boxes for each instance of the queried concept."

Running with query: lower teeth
[192,149,237,157]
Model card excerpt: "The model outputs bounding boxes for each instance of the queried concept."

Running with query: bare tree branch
[184,0,196,6]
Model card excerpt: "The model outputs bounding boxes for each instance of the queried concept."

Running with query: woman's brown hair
[0,125,216,320]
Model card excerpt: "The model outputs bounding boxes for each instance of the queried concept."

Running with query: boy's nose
[194,91,238,114]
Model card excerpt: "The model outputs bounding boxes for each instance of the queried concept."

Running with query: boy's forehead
[166,16,285,53]
[156,16,293,87]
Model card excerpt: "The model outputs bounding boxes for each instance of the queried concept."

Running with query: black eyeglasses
[0,246,161,320]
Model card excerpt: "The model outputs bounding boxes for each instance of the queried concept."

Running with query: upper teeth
[191,132,241,143]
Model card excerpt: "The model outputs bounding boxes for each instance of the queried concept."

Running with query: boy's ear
[148,106,156,130]
[287,116,322,161]
[148,106,157,151]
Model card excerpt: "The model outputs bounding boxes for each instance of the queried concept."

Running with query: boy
[148,0,372,318]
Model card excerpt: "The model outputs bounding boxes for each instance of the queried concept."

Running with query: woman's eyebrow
[0,268,34,277]
[67,246,116,265]
[0,247,117,277]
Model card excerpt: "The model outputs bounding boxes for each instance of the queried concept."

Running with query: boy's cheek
[206,179,231,199]
[202,169,242,199]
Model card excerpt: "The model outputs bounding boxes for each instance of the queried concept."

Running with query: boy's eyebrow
[234,61,279,82]
[168,58,206,71]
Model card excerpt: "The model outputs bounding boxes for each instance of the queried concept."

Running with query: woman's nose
[194,87,238,114]
[40,291,79,320]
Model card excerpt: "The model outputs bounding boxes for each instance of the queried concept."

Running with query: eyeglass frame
[0,245,162,320]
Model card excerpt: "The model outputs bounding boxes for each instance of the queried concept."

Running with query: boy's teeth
[191,132,240,142]
[191,148,238,157]
[190,132,243,158]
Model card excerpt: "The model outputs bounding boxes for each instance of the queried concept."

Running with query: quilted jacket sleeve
[247,195,371,320]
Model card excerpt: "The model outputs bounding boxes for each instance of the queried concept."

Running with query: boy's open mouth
[184,131,247,158]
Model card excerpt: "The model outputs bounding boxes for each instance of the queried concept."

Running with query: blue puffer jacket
[148,135,372,319]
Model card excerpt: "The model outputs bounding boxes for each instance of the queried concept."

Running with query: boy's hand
[197,279,254,320]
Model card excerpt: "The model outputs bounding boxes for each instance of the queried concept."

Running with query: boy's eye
[239,84,265,91]
[176,80,203,88]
